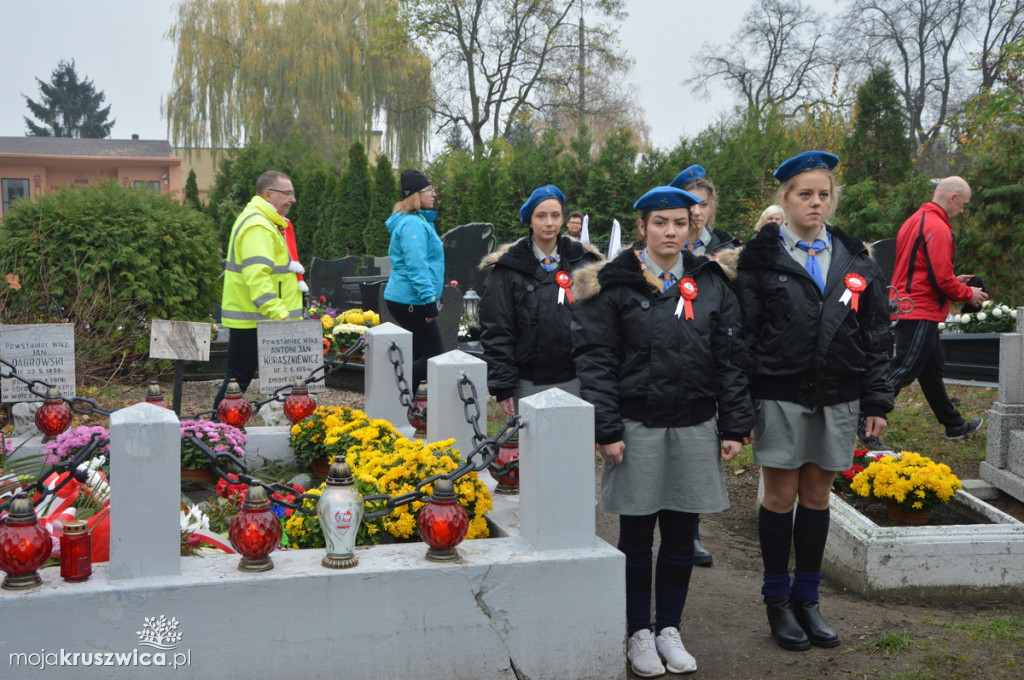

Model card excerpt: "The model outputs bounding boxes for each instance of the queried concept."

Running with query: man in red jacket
[886,176,987,440]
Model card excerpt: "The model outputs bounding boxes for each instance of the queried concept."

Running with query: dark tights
[618,510,697,634]
[386,299,445,389]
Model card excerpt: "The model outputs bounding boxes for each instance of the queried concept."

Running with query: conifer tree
[842,65,913,185]
[336,142,372,256]
[364,154,397,256]
[184,169,202,210]
[24,59,115,138]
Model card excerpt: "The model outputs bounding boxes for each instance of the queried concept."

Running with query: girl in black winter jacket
[572,186,754,678]
[478,185,602,416]
[735,151,893,653]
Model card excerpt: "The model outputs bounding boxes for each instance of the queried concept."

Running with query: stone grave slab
[0,323,75,402]
[257,320,325,394]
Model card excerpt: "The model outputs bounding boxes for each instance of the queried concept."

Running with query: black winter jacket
[734,223,894,418]
[571,247,754,445]
[479,235,603,402]
[706,227,742,256]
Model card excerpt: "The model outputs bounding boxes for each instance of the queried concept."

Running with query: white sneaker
[627,629,666,678]
[655,627,697,674]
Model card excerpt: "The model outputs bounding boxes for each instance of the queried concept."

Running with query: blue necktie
[661,271,677,292]
[541,256,557,272]
[795,239,827,294]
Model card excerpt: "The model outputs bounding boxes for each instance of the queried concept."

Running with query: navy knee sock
[758,505,793,598]
[792,504,830,602]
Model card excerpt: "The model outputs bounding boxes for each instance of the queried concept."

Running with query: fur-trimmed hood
[478,235,603,276]
[573,246,730,303]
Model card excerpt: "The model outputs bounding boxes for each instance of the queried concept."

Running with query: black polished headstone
[441,222,495,294]
[362,256,381,276]
[870,239,897,284]
[308,256,363,306]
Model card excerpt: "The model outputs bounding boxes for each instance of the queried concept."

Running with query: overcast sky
[0,0,838,152]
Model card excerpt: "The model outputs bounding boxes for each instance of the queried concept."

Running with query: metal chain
[0,432,107,515]
[387,341,425,423]
[456,371,486,446]
[0,358,114,417]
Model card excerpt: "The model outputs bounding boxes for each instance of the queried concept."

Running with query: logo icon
[136,616,183,650]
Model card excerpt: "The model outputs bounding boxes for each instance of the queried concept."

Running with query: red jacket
[891,202,972,321]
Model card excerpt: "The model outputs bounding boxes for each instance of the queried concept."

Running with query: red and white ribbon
[555,270,575,305]
[840,273,867,311]
[676,278,698,319]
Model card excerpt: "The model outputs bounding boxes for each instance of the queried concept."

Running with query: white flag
[580,214,590,243]
[607,219,622,259]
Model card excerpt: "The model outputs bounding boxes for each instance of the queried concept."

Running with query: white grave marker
[0,323,76,402]
[149,320,211,361]
[257,320,324,394]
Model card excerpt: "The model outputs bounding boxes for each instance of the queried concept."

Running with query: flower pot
[887,501,932,525]
[311,457,331,478]
[180,468,217,485]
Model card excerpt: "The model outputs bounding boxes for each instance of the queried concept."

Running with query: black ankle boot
[764,596,811,651]
[792,600,840,648]
[693,537,713,567]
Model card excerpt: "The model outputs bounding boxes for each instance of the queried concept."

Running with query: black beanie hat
[400,169,431,197]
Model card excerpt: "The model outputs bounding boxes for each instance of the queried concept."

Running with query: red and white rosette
[676,277,698,319]
[840,272,867,311]
[555,270,575,305]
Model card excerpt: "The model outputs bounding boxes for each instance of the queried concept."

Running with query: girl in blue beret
[734,151,893,652]
[478,185,602,416]
[669,165,742,257]
[572,186,754,677]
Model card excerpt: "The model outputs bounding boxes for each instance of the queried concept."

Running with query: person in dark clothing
[478,185,602,416]
[573,186,754,677]
[669,164,742,257]
[735,151,893,652]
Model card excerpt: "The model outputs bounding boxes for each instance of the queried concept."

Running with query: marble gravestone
[441,222,496,294]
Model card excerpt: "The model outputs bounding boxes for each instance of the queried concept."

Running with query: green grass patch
[857,630,914,657]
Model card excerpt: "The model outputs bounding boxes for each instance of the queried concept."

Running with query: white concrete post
[518,388,595,551]
[365,322,413,430]
[426,350,488,457]
[109,402,181,579]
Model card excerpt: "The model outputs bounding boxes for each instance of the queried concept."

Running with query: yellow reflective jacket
[220,196,303,329]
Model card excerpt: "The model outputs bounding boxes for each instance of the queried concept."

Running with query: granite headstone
[442,222,495,294]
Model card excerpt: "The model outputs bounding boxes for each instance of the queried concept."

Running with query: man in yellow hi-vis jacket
[213,171,304,409]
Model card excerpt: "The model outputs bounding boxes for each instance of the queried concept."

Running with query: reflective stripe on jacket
[220,196,303,329]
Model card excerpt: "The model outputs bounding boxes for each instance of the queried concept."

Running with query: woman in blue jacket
[383,169,445,389]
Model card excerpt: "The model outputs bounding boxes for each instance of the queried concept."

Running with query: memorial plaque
[0,323,76,403]
[149,320,212,361]
[256,320,324,395]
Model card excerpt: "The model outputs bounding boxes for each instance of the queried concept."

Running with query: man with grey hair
[878,176,987,442]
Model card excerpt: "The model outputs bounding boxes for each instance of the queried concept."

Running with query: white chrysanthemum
[937,322,946,330]
[977,312,988,321]
[961,314,972,323]
[1013,310,1019,319]
[992,307,1003,317]
[983,299,994,308]
[952,315,962,324]
[180,505,210,533]
[332,322,368,336]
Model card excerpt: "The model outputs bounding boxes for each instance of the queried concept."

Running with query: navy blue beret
[633,186,701,212]
[669,164,706,189]
[773,151,839,183]
[519,185,566,223]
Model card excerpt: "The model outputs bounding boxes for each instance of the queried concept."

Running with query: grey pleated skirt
[600,417,728,516]
[515,377,581,404]
[752,399,858,472]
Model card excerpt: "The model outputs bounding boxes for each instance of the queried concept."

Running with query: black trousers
[889,319,963,427]
[386,299,445,389]
[213,327,258,410]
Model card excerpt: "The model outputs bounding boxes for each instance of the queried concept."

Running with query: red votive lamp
[283,379,317,424]
[0,496,53,590]
[228,484,282,572]
[217,380,252,428]
[60,520,92,582]
[490,432,519,494]
[144,380,170,409]
[35,386,72,438]
[418,478,469,562]
[408,383,428,435]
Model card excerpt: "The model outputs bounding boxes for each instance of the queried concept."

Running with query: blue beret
[773,151,839,183]
[669,164,706,189]
[519,185,566,223]
[633,186,701,212]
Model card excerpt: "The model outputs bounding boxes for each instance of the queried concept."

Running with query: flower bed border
[824,489,1024,600]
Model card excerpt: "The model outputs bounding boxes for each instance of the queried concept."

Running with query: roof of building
[0,137,173,158]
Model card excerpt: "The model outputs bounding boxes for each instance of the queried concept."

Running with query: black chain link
[387,341,425,425]
[0,358,114,417]
[457,371,487,446]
